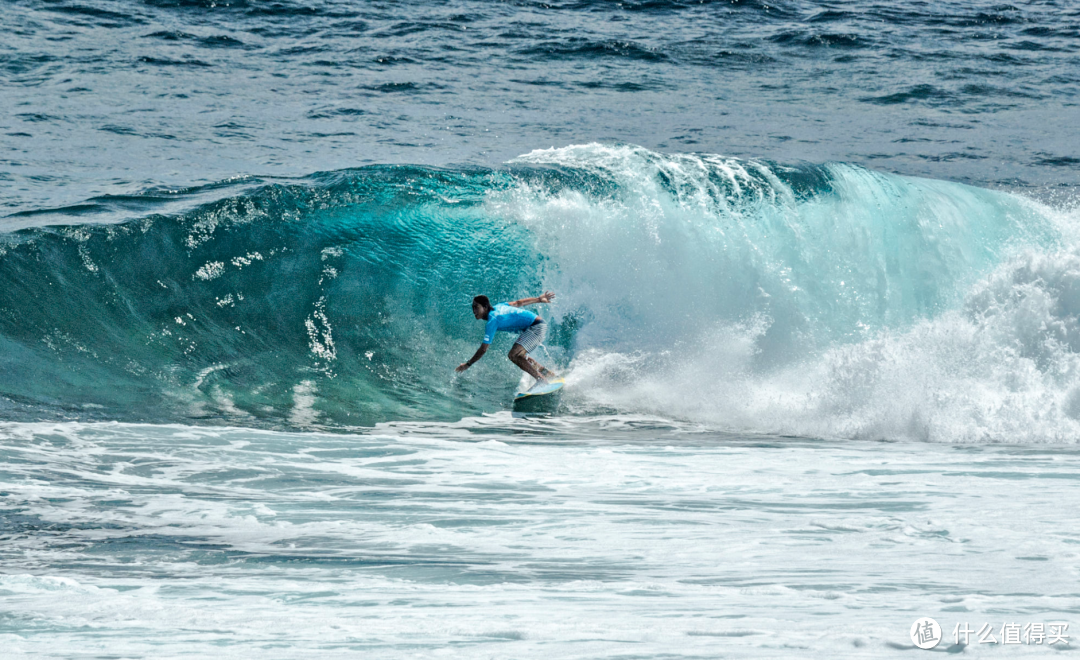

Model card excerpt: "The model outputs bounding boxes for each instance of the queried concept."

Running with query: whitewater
[4,0,1080,657]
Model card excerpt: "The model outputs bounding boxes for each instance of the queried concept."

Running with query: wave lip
[507,144,1054,353]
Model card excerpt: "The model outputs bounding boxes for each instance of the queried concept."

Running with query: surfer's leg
[509,320,550,380]
[526,356,556,378]
[508,344,544,381]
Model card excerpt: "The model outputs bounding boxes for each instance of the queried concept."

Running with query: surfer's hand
[539,290,555,303]
[456,362,469,373]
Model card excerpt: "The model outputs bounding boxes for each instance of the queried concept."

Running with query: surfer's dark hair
[472,295,491,310]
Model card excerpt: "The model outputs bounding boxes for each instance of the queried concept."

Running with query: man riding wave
[456,291,557,388]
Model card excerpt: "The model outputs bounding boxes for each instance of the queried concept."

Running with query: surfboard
[514,377,565,400]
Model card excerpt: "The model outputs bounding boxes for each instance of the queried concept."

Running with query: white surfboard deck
[514,377,565,400]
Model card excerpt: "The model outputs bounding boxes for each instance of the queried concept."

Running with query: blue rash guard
[482,303,538,344]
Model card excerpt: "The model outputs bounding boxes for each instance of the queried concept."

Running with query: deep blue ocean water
[3,0,1079,217]
[2,1,1080,657]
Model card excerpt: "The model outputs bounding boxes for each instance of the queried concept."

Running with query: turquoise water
[0,147,1070,440]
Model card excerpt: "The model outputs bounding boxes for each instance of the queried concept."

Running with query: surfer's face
[472,302,488,320]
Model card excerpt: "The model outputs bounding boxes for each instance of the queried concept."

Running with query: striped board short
[514,319,547,353]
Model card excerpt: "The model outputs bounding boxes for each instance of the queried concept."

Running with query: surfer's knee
[508,344,525,360]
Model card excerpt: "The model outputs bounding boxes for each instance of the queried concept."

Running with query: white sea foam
[0,421,1076,657]
[562,244,1080,443]
[500,144,1080,443]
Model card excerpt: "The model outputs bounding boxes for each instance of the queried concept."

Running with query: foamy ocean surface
[2,0,1080,657]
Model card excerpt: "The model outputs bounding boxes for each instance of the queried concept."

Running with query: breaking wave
[0,144,1075,441]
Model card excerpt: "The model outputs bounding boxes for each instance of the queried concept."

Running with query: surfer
[456,291,557,385]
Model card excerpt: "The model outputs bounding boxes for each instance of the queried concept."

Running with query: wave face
[0,145,1073,440]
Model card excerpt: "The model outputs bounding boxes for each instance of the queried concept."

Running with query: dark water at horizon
[3,0,1079,218]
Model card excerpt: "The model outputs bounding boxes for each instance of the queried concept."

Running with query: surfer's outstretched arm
[456,343,489,372]
[508,291,555,307]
